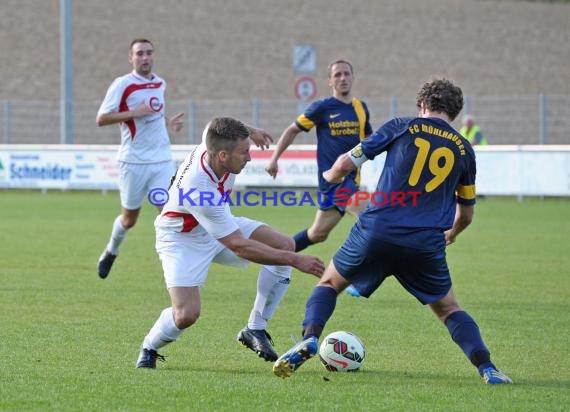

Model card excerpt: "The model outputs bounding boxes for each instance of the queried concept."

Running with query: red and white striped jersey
[155,143,238,239]
[98,71,172,164]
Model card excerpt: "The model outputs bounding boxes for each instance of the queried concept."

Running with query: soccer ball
[319,331,365,372]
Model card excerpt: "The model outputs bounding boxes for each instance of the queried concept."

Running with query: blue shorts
[332,223,451,304]
[318,178,359,215]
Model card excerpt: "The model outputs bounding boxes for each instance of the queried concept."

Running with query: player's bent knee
[173,308,200,329]
[121,209,140,229]
[122,220,137,229]
[120,215,138,229]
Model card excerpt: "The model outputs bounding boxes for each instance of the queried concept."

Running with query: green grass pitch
[1,190,569,411]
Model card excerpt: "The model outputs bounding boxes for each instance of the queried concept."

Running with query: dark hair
[129,38,153,52]
[327,59,354,78]
[416,78,463,121]
[205,117,250,153]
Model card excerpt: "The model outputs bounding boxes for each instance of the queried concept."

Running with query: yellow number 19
[408,138,454,192]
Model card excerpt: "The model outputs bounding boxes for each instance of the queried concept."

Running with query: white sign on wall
[0,145,319,190]
[292,44,317,74]
[1,145,569,197]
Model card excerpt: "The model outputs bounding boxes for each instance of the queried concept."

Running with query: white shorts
[119,161,174,210]
[156,216,265,288]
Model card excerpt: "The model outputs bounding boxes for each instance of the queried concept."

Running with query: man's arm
[444,203,474,246]
[167,112,185,132]
[323,143,369,183]
[322,153,356,184]
[217,229,324,277]
[96,101,154,126]
[246,125,273,150]
[265,123,302,178]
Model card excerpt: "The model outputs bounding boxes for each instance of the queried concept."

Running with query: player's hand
[293,255,325,278]
[248,126,273,150]
[444,229,456,246]
[265,160,279,179]
[132,101,154,118]
[323,169,344,184]
[169,112,185,132]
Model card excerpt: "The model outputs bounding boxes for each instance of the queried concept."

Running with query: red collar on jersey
[200,151,232,196]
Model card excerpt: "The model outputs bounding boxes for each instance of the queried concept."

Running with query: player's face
[129,42,154,78]
[328,63,353,97]
[225,138,251,174]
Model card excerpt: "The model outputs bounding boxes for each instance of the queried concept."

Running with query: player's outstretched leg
[237,327,278,362]
[272,336,318,378]
[442,310,513,384]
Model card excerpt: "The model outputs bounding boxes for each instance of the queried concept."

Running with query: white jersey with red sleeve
[155,143,239,240]
[97,71,172,164]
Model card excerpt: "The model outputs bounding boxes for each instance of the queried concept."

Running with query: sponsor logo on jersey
[149,97,164,112]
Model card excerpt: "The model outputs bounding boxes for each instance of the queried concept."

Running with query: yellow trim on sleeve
[352,98,366,140]
[296,114,315,131]
[456,184,476,200]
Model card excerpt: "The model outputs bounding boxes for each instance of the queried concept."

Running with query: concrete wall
[1,0,569,102]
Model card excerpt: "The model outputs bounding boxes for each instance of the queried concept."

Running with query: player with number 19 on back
[273,78,512,385]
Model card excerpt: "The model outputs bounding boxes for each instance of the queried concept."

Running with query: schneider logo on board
[10,162,72,180]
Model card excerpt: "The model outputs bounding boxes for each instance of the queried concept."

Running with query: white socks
[143,307,182,350]
[106,215,128,255]
[141,266,292,350]
[247,265,292,330]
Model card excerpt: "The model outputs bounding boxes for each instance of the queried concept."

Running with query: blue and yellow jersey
[357,117,476,250]
[296,96,372,190]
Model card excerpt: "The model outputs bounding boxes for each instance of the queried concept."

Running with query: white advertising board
[0,145,320,190]
[1,145,569,197]
[0,145,119,190]
[475,146,570,196]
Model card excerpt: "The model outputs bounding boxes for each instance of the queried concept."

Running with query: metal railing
[2,95,569,145]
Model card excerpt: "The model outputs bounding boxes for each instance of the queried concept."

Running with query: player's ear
[218,150,229,162]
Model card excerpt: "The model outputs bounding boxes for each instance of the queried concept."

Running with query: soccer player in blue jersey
[273,78,513,385]
[266,60,373,255]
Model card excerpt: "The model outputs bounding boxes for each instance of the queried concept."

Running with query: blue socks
[293,229,313,252]
[445,311,494,375]
[302,286,338,338]
[301,296,496,375]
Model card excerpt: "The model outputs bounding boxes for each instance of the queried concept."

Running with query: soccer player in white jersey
[96,38,184,279]
[135,117,325,368]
